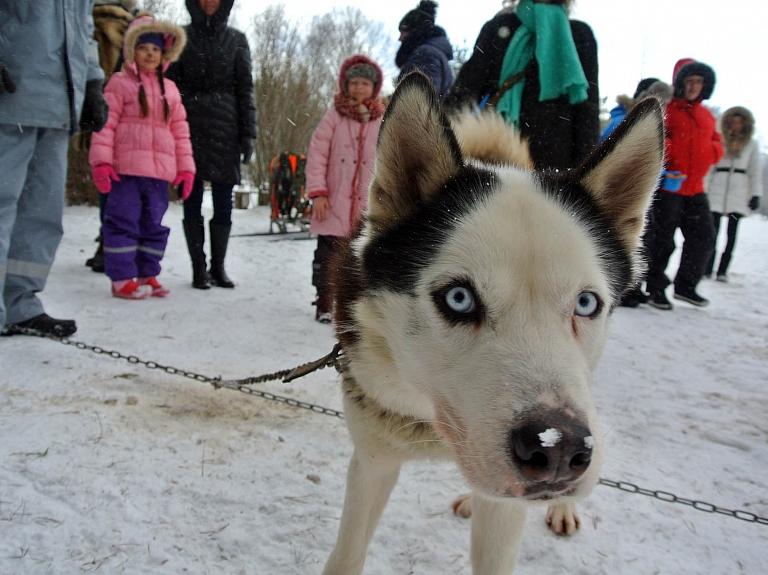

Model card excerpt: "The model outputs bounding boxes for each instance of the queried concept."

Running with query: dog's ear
[367,72,464,233]
[575,97,665,253]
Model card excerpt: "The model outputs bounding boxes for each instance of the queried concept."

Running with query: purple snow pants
[102,175,170,282]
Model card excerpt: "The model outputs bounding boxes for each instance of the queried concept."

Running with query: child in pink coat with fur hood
[305,54,385,322]
[89,16,195,300]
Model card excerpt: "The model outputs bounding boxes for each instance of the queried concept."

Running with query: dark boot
[85,235,105,273]
[313,289,333,323]
[209,221,235,288]
[183,217,210,289]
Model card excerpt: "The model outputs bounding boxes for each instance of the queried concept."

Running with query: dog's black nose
[510,412,593,484]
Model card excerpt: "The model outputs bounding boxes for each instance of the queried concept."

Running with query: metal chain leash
[10,327,768,527]
[10,327,344,418]
[598,478,768,526]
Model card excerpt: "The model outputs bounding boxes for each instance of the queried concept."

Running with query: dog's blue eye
[445,286,476,314]
[574,292,600,317]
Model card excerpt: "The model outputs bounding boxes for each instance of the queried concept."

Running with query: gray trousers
[0,124,68,327]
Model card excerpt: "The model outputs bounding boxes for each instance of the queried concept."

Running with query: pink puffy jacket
[305,108,382,237]
[89,64,195,182]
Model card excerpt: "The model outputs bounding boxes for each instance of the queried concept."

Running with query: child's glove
[660,170,687,192]
[749,196,760,211]
[92,164,120,194]
[173,171,195,200]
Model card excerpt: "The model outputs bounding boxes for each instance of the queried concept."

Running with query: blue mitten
[661,171,687,192]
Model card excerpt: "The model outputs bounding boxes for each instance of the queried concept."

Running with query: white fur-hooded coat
[706,107,763,215]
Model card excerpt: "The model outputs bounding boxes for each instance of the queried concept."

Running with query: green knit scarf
[496,0,589,127]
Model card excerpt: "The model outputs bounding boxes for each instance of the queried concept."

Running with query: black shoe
[209,222,235,288]
[85,236,105,273]
[209,266,235,288]
[192,267,211,290]
[85,251,105,273]
[648,290,673,310]
[619,293,640,308]
[2,313,77,337]
[673,288,709,307]
[619,286,649,308]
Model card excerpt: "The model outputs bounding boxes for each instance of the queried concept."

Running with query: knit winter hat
[399,0,438,33]
[123,16,187,65]
[137,32,166,53]
[344,64,381,91]
[633,77,661,99]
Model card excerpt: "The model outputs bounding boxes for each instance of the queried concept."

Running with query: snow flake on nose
[584,436,594,449]
[538,428,563,448]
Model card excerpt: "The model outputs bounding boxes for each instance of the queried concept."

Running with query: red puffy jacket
[664,58,723,196]
[664,98,723,196]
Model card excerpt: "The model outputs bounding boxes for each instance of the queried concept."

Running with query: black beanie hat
[633,78,661,99]
[399,1,438,33]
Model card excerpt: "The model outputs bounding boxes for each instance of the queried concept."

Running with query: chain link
[598,478,768,526]
[11,327,768,527]
[13,327,341,417]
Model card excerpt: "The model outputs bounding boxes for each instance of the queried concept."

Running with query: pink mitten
[173,171,195,200]
[92,164,120,194]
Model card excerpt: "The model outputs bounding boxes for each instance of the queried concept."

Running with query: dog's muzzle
[509,409,593,497]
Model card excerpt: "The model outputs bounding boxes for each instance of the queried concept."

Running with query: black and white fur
[323,72,665,575]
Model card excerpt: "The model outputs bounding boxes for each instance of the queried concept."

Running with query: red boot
[112,280,152,300]
[137,277,170,297]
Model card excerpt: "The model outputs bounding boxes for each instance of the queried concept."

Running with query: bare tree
[304,8,395,104]
[248,5,324,188]
[138,0,186,24]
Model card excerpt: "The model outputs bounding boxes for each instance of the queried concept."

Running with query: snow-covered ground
[1,202,767,574]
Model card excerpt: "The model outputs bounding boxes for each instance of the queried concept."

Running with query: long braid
[138,75,149,117]
[157,66,170,122]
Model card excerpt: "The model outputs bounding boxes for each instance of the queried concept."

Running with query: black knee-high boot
[183,217,211,289]
[209,221,235,288]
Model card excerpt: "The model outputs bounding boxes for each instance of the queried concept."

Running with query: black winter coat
[443,10,599,171]
[166,0,257,184]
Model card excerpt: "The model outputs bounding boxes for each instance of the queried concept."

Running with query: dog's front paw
[546,501,580,535]
[451,493,472,518]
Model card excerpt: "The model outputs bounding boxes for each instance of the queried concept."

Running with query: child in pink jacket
[89,17,195,299]
[305,54,385,322]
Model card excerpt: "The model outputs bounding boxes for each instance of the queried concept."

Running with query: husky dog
[324,72,664,574]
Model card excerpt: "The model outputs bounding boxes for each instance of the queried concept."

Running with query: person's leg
[716,213,742,279]
[85,191,108,272]
[312,235,337,321]
[646,191,682,307]
[210,181,233,226]
[0,124,37,329]
[182,178,209,289]
[2,127,72,328]
[182,177,205,221]
[209,181,235,288]
[674,194,714,294]
[704,211,722,277]
[102,175,142,282]
[135,177,170,280]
